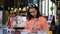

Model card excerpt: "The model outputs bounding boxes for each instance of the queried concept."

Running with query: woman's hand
[31,30,37,33]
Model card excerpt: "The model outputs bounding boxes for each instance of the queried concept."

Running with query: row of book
[3,28,52,34]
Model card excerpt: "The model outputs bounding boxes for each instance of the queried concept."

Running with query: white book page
[37,31,47,34]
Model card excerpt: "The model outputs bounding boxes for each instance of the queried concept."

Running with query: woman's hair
[27,5,42,20]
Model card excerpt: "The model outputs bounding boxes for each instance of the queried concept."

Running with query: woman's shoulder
[38,16,46,20]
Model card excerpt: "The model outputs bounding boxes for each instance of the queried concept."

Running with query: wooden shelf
[13,27,24,29]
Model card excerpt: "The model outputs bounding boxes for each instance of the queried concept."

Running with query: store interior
[0,0,60,34]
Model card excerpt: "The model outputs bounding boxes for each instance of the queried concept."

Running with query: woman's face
[29,8,37,17]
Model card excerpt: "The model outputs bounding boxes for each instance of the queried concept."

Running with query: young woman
[24,5,49,32]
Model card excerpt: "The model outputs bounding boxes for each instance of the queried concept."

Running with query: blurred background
[0,0,59,25]
[0,0,60,34]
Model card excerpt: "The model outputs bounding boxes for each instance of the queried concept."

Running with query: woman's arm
[42,17,49,31]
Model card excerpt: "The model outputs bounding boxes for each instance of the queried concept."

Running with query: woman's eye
[30,12,32,13]
[32,11,35,13]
